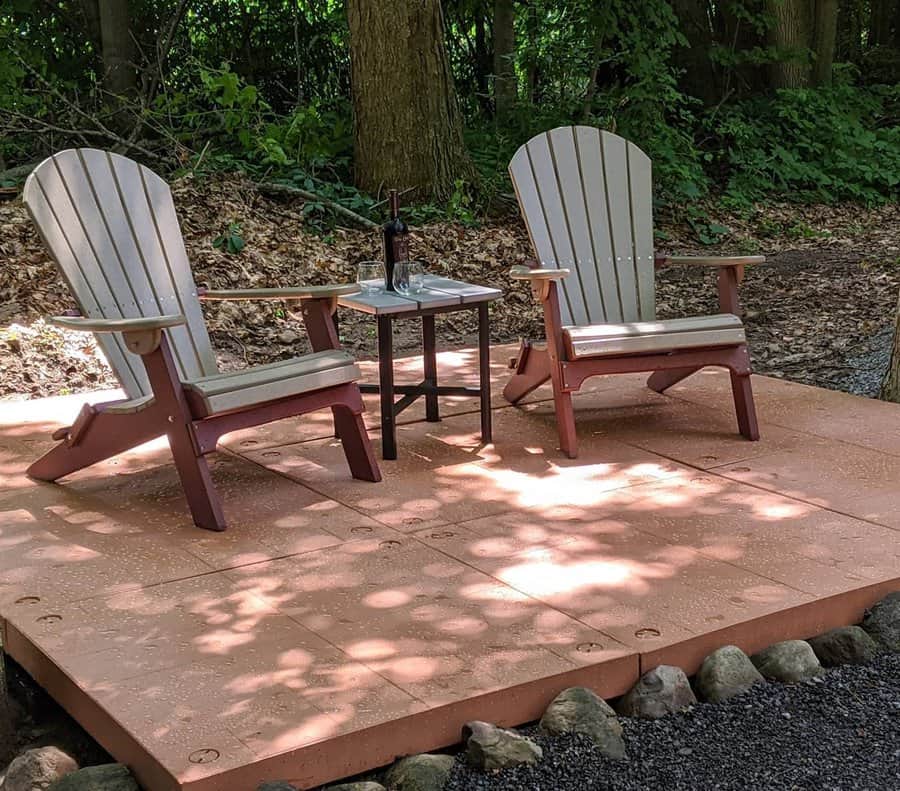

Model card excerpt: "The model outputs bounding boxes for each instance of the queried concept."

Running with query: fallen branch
[256,181,378,229]
[0,161,41,184]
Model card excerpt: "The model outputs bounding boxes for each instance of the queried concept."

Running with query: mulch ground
[1,174,898,400]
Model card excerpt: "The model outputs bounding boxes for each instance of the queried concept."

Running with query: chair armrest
[656,255,765,269]
[198,284,360,301]
[509,266,570,281]
[48,313,187,356]
[49,314,186,333]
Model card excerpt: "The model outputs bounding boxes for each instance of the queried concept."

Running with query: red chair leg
[504,342,551,404]
[333,404,382,482]
[730,372,760,441]
[554,388,578,458]
[167,421,227,531]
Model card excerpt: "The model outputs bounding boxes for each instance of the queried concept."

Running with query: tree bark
[811,0,839,85]
[870,0,897,47]
[881,291,900,402]
[98,0,136,96]
[715,0,768,94]
[673,0,720,104]
[766,0,813,88]
[836,0,863,63]
[347,0,475,201]
[493,0,517,121]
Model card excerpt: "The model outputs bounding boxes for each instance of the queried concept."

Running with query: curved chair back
[24,149,217,398]
[509,126,656,326]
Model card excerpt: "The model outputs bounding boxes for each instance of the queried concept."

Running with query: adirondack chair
[506,126,761,458]
[23,149,381,531]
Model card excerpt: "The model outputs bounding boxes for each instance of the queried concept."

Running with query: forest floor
[1,173,898,401]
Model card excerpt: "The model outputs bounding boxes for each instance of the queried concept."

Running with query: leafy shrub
[709,82,900,205]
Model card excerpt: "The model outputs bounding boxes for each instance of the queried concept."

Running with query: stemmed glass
[356,261,384,295]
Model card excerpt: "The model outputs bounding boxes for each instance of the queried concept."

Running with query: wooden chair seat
[563,314,746,359]
[184,350,361,417]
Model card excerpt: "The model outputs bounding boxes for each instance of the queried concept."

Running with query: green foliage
[1,0,897,229]
[711,83,900,205]
[212,222,245,254]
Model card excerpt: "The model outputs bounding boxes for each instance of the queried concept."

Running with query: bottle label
[393,236,409,262]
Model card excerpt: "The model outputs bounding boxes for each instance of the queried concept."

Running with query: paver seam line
[663,380,900,459]
[638,443,900,535]
[224,429,854,627]
[408,518,822,639]
[440,487,895,594]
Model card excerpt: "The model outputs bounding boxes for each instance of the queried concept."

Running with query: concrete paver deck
[1,343,898,790]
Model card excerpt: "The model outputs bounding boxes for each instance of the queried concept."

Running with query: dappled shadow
[1,358,900,787]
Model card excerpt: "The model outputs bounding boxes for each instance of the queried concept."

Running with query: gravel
[445,652,900,791]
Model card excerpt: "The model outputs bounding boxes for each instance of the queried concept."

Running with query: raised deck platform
[1,343,898,790]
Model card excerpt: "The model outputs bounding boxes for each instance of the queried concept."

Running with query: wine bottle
[382,189,409,292]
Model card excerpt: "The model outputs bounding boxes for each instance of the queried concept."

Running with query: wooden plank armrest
[49,313,187,356]
[49,314,186,332]
[509,266,570,281]
[199,284,361,301]
[656,255,765,269]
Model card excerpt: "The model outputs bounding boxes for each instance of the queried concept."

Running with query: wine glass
[407,260,426,293]
[393,260,425,294]
[356,261,384,295]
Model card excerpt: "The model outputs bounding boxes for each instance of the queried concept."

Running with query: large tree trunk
[473,12,493,116]
[523,2,541,103]
[348,0,475,201]
[836,0,864,62]
[715,0,768,94]
[870,0,897,47]
[492,0,517,121]
[673,0,720,104]
[767,0,813,88]
[881,293,900,402]
[811,0,839,85]
[98,0,136,96]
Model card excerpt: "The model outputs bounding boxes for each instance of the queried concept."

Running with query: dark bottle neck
[389,189,400,220]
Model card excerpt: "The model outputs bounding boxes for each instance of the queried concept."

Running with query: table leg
[422,315,440,423]
[377,315,397,460]
[478,302,492,444]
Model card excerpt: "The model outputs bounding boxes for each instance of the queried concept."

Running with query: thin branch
[256,182,378,229]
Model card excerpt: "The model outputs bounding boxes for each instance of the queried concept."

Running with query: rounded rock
[4,746,79,791]
[695,645,764,702]
[325,783,386,791]
[808,626,878,667]
[615,664,697,718]
[48,764,140,791]
[463,721,542,771]
[540,686,625,760]
[861,591,900,651]
[751,640,823,682]
[384,754,454,791]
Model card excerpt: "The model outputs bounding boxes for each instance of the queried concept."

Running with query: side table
[337,275,502,460]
